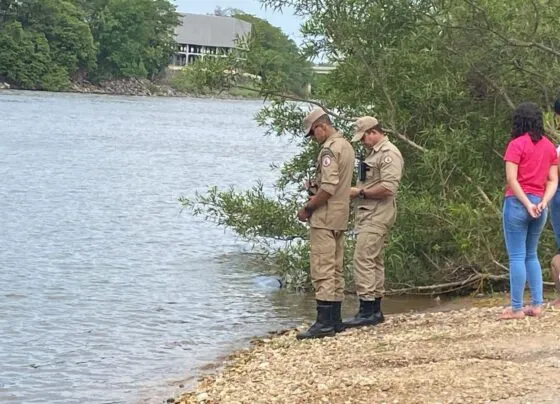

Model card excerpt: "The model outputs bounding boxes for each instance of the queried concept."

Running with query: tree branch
[239,85,496,210]
[444,46,515,110]
[236,85,353,122]
[493,149,503,159]
[476,70,516,110]
[353,46,398,129]
[492,259,508,273]
[455,166,497,210]
[512,60,557,101]
[346,44,425,152]
[529,0,540,38]
[462,0,560,58]
[423,2,559,59]
[384,128,426,152]
[386,273,507,295]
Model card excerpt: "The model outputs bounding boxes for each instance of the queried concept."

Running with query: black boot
[296,301,336,340]
[372,297,385,324]
[332,301,345,333]
[343,299,384,329]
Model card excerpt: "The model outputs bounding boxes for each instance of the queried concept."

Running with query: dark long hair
[511,102,544,143]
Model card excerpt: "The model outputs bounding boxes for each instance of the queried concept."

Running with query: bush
[182,0,560,295]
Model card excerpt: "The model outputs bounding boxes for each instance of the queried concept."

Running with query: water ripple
[0,91,444,404]
[0,92,302,404]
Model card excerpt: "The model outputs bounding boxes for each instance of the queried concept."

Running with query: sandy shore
[172,298,560,404]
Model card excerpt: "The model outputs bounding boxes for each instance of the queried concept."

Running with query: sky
[174,0,304,43]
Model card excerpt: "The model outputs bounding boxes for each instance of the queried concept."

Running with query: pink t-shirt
[504,133,558,197]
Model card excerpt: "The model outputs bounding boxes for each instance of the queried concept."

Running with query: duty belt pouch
[358,160,369,182]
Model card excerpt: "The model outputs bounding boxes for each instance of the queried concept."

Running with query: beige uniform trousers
[353,231,387,300]
[310,227,345,301]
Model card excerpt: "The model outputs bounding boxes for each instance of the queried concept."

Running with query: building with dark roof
[170,13,252,68]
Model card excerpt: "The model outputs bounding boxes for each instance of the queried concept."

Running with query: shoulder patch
[383,155,393,164]
[320,147,335,158]
[322,155,332,167]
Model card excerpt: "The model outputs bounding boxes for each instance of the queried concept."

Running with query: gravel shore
[173,302,560,404]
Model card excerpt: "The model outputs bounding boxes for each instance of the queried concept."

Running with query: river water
[0,91,442,404]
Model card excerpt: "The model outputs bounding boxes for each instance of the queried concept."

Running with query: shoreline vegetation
[0,3,311,101]
[0,77,262,99]
[171,293,560,404]
[179,0,560,298]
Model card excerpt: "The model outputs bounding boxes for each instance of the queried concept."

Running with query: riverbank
[173,296,560,403]
[0,78,260,99]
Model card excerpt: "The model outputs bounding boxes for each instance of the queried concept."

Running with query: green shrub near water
[168,59,261,98]
[181,0,560,295]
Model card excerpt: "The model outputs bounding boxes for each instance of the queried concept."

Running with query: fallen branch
[386,273,556,295]
[492,259,508,273]
[386,273,508,295]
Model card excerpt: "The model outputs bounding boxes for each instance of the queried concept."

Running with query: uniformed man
[343,116,403,328]
[296,107,355,340]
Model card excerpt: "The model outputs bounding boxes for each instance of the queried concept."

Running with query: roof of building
[174,13,252,48]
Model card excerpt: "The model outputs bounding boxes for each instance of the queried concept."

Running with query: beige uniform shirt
[355,137,403,234]
[309,132,355,231]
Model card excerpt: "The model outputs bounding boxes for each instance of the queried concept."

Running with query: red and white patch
[322,155,332,167]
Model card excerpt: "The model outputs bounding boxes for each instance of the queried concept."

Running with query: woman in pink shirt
[501,102,558,320]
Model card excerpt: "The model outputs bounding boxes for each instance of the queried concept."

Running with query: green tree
[234,13,312,96]
[213,6,243,17]
[181,0,560,294]
[0,0,18,22]
[0,22,53,89]
[17,0,96,75]
[93,0,178,79]
[0,0,179,87]
[0,0,95,90]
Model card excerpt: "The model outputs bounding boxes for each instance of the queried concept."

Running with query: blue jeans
[549,189,560,250]
[502,194,546,310]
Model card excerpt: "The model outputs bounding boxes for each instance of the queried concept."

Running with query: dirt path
[174,305,560,404]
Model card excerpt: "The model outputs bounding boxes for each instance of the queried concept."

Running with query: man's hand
[297,196,315,222]
[297,206,311,222]
[350,187,361,199]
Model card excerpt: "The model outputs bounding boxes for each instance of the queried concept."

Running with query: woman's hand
[537,200,548,215]
[525,202,541,218]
